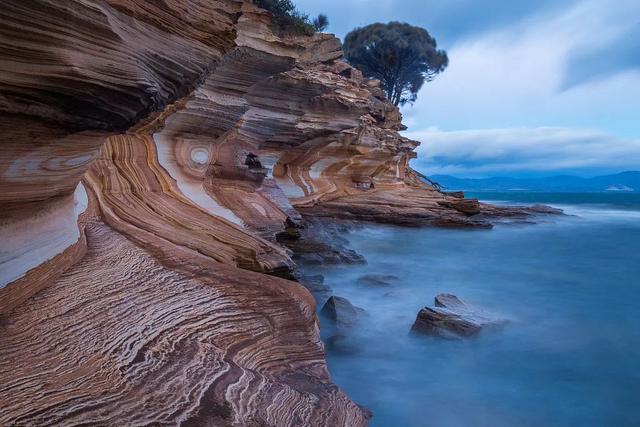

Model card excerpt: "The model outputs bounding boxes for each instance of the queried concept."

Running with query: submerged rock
[325,334,362,356]
[356,274,399,287]
[526,204,565,215]
[411,294,508,339]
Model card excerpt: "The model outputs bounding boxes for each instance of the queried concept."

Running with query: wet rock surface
[478,203,564,221]
[411,294,508,339]
[297,274,332,301]
[284,219,366,265]
[321,296,367,330]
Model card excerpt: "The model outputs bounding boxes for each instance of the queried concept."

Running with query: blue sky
[296,0,640,177]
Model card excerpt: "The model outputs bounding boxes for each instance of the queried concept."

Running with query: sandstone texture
[0,0,554,424]
[411,294,508,339]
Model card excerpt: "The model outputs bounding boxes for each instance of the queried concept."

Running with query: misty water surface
[306,193,640,427]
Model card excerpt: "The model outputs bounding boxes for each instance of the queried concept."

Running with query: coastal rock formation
[320,296,367,357]
[298,274,332,300]
[411,294,508,339]
[285,219,366,266]
[1,215,365,426]
[320,296,367,330]
[0,0,551,424]
[0,1,368,424]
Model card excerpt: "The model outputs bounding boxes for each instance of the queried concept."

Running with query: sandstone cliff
[0,1,536,424]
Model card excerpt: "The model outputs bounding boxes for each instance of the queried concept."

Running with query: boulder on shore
[411,294,507,339]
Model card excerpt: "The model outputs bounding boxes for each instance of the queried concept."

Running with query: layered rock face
[1,1,367,425]
[0,0,528,424]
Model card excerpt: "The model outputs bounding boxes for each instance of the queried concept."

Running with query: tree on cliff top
[313,14,329,32]
[254,0,328,35]
[343,22,448,106]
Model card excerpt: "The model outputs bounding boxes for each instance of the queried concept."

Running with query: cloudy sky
[296,0,640,177]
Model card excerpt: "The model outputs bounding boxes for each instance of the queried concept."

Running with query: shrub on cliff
[254,0,328,35]
[344,22,448,106]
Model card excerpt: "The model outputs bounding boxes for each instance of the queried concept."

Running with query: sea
[305,192,640,427]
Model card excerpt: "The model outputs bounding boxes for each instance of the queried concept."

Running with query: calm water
[307,193,640,426]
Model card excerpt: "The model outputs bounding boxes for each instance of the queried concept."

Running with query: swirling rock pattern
[0,0,547,424]
[0,1,371,424]
[0,211,366,426]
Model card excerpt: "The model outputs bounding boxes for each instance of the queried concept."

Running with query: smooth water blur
[306,193,640,427]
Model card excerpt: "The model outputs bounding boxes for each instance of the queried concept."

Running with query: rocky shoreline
[0,1,560,425]
[287,214,554,346]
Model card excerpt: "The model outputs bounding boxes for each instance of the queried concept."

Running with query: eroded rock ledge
[0,1,554,425]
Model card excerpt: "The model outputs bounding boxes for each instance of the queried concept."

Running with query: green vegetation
[254,0,329,36]
[344,22,448,106]
[312,14,329,32]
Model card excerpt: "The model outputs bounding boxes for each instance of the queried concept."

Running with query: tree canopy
[313,14,329,32]
[254,0,328,35]
[343,22,448,106]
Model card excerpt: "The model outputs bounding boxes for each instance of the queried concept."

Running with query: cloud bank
[406,127,640,177]
[401,0,640,136]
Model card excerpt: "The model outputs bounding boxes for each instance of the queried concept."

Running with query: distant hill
[430,171,640,192]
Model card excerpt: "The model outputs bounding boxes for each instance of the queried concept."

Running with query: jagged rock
[285,220,366,265]
[437,198,482,215]
[444,191,465,199]
[276,217,303,242]
[298,274,332,299]
[357,274,399,287]
[320,296,367,329]
[411,294,508,339]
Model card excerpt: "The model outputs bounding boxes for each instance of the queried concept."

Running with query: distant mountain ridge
[430,171,640,192]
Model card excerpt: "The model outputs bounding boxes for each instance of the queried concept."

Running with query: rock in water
[320,297,367,355]
[411,294,508,339]
[434,293,472,309]
[321,296,366,329]
[356,274,399,287]
[298,274,332,301]
[325,334,362,356]
[285,220,366,266]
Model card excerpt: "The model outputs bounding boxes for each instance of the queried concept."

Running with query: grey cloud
[562,24,640,89]
[405,127,640,177]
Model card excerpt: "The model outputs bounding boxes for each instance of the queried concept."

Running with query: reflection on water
[305,194,640,427]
